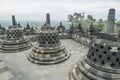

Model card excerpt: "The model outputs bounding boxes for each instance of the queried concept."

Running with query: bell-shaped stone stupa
[28,13,70,65]
[69,33,120,80]
[0,15,32,53]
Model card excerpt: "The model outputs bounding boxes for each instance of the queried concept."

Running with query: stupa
[0,24,6,34]
[69,8,119,80]
[57,22,66,33]
[69,33,120,80]
[0,15,32,53]
[28,13,70,65]
[87,22,96,35]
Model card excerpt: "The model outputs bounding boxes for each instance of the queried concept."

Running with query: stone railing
[71,32,91,47]
[58,32,71,39]
[67,30,95,47]
[25,34,38,42]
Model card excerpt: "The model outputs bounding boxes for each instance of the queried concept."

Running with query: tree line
[68,12,120,33]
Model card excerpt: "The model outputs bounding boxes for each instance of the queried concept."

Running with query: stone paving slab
[0,60,16,80]
[0,39,88,80]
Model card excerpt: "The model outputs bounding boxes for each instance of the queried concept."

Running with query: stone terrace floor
[0,39,88,80]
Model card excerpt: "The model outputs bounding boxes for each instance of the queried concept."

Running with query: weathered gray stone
[106,8,115,33]
[12,15,17,26]
[46,13,51,26]
[0,15,32,53]
[0,60,16,80]
[69,33,120,80]
[57,22,66,33]
[0,39,88,80]
[28,14,70,65]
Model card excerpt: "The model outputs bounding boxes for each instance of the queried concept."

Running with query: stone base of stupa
[0,38,32,53]
[28,45,70,65]
[69,57,120,80]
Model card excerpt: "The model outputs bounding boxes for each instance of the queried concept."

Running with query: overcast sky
[0,0,120,21]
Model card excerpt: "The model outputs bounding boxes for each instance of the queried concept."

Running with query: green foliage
[116,21,120,27]
[93,19,105,32]
[94,22,104,32]
[34,26,40,32]
[115,21,120,32]
[68,14,73,22]
[116,27,120,32]
[68,12,85,28]
[84,18,105,32]
[68,12,106,32]
[98,19,104,23]
[84,19,91,31]
[87,15,96,22]
[87,15,93,20]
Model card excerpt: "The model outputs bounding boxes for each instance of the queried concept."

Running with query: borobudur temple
[0,15,32,53]
[28,13,70,65]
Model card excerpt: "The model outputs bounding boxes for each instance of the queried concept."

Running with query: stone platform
[0,60,16,80]
[0,39,88,80]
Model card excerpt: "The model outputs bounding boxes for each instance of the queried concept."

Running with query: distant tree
[68,14,73,22]
[94,23,104,32]
[115,21,120,32]
[84,19,91,31]
[87,15,93,20]
[68,12,85,28]
[98,19,104,23]
[84,15,91,31]
[34,26,40,32]
[87,15,96,22]
[93,18,105,32]
[68,13,106,32]
[116,21,120,27]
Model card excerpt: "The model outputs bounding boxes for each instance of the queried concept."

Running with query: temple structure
[87,22,96,35]
[69,33,120,80]
[57,22,66,33]
[77,23,83,32]
[0,8,119,80]
[69,8,120,80]
[28,13,70,65]
[106,8,115,33]
[0,15,32,53]
[23,22,36,35]
[0,24,6,34]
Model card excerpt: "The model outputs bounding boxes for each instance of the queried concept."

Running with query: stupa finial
[12,15,17,26]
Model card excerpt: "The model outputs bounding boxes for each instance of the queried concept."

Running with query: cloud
[0,0,120,21]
